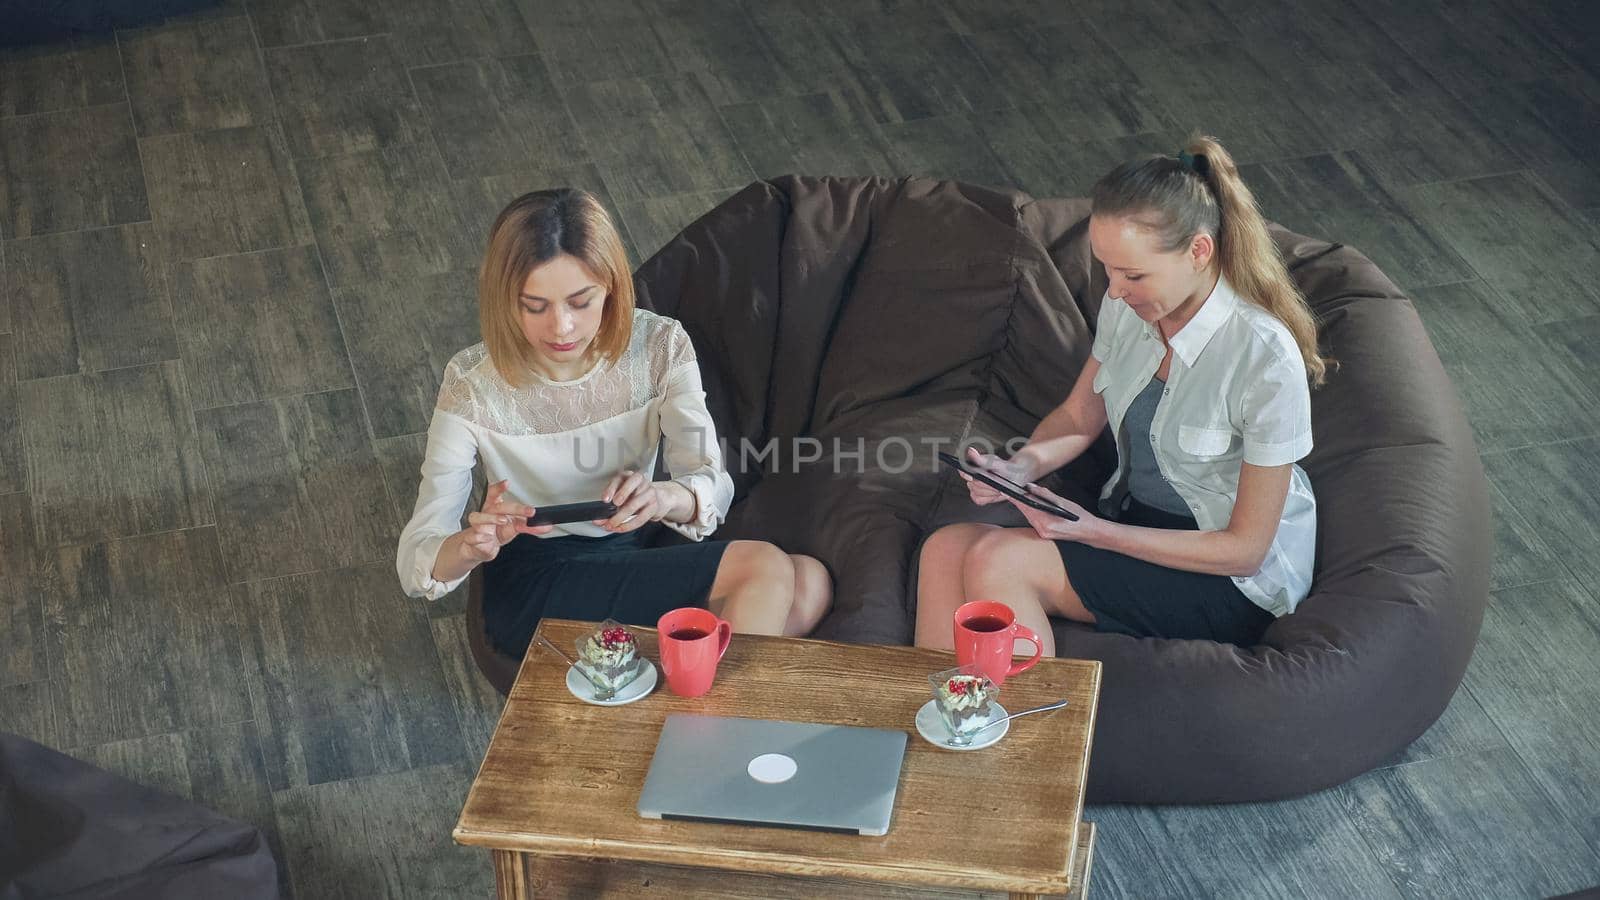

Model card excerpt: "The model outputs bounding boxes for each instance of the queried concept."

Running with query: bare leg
[914,523,999,650]
[961,528,1097,658]
[704,540,795,635]
[784,554,832,636]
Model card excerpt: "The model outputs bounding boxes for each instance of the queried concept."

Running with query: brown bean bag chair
[0,732,279,899]
[464,176,1490,804]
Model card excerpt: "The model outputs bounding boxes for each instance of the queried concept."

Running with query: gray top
[1124,375,1193,516]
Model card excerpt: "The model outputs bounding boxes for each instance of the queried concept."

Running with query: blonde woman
[398,189,831,658]
[916,136,1326,650]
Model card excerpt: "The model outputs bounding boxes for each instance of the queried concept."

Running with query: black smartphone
[527,500,620,526]
[937,451,1080,521]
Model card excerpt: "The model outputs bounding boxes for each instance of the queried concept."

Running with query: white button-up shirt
[1090,277,1316,616]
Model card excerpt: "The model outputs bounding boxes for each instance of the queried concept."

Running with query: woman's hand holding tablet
[938,449,1080,521]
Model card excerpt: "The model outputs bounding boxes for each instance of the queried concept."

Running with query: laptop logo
[747,753,798,784]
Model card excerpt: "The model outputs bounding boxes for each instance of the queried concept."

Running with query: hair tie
[1177,150,1209,177]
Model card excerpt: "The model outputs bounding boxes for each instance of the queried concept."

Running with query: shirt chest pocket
[1177,423,1235,458]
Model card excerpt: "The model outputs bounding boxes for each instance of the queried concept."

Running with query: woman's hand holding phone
[597,469,668,533]
[460,480,554,563]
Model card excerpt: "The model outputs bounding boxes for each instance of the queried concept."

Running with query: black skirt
[1055,496,1275,645]
[481,529,730,659]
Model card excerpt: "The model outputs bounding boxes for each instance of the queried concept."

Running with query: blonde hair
[479,188,635,385]
[1090,134,1330,387]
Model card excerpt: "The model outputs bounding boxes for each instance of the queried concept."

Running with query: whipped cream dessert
[575,624,643,694]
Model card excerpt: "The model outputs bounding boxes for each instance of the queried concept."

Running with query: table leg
[493,849,530,900]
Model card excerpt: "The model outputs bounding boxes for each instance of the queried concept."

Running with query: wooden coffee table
[455,619,1101,899]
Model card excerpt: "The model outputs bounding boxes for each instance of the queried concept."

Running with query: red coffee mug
[656,607,732,697]
[952,600,1043,688]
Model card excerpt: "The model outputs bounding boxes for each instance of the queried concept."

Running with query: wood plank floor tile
[0,493,45,685]
[429,613,504,763]
[140,124,314,262]
[1485,478,1567,593]
[517,0,670,88]
[1379,683,1511,770]
[733,4,863,101]
[1071,0,1239,53]
[0,681,60,748]
[975,114,1181,199]
[20,362,211,547]
[1086,793,1404,899]
[1243,152,1473,290]
[0,36,124,118]
[332,267,477,440]
[0,335,21,494]
[240,563,464,788]
[272,763,491,898]
[385,0,532,68]
[0,103,150,238]
[719,90,897,182]
[1118,41,1333,165]
[640,0,800,106]
[1341,745,1600,898]
[42,527,250,748]
[1463,578,1600,856]
[294,142,479,288]
[1462,75,1600,211]
[171,244,352,410]
[195,388,394,583]
[880,114,1013,190]
[1406,173,1600,326]
[967,25,1173,138]
[938,0,1077,34]
[1356,0,1576,90]
[263,35,429,161]
[565,74,752,204]
[1406,280,1600,450]
[617,188,740,265]
[821,21,1006,125]
[1287,60,1524,190]
[410,55,585,179]
[247,0,388,48]
[1483,439,1600,598]
[118,15,273,137]
[6,223,179,380]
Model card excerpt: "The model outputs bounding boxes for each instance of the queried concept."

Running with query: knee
[790,554,833,627]
[723,540,795,585]
[919,524,992,571]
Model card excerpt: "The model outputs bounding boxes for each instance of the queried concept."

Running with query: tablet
[937,451,1079,521]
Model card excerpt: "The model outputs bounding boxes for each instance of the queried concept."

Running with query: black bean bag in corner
[0,732,278,899]
[623,175,1490,804]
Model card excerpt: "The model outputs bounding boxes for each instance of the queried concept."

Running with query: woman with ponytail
[916,135,1326,649]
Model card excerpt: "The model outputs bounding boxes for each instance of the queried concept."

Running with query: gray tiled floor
[2,0,1599,897]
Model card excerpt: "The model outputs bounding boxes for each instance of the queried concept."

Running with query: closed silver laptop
[637,714,908,836]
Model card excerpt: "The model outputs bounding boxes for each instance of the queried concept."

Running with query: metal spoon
[950,698,1070,745]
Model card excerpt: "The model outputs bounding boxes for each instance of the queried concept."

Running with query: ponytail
[1091,134,1331,387]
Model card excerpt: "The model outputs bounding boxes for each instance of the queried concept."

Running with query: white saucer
[916,699,1009,751]
[566,660,657,706]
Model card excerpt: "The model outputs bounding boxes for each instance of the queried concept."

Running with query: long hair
[1090,135,1330,387]
[478,188,635,385]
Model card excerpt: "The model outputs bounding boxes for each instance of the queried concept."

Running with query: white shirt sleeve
[656,323,734,541]
[396,367,480,600]
[1240,350,1314,467]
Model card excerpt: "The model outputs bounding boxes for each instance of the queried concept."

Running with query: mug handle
[1007,624,1044,676]
[715,619,733,660]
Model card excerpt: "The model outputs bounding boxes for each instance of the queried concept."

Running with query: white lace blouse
[396,308,736,601]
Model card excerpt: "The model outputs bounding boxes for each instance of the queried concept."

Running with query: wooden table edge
[454,826,1074,896]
